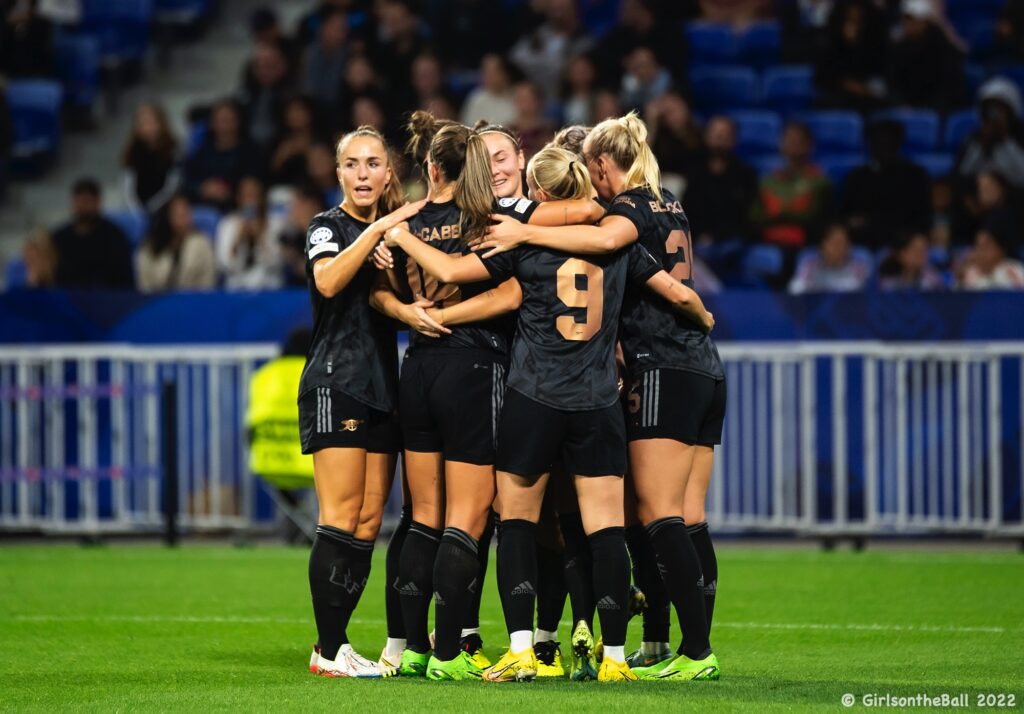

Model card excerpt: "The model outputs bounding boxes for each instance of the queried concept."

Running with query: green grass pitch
[2,544,1022,712]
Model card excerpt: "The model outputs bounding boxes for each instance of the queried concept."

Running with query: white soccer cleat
[309,644,320,673]
[378,646,404,670]
[317,644,398,678]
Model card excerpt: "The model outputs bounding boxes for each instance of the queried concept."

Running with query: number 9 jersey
[607,187,725,381]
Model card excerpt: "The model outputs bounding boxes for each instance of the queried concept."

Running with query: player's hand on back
[404,298,451,338]
[472,214,528,258]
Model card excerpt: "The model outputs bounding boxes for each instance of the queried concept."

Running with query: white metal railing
[0,342,1022,537]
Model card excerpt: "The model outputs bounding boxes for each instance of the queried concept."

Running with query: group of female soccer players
[296,108,725,683]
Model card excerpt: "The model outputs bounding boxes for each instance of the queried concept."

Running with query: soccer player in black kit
[296,125,424,678]
[384,142,715,682]
[482,112,725,681]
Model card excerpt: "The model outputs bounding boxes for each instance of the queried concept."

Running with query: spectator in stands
[269,96,321,187]
[995,0,1024,60]
[183,99,258,212]
[888,0,965,111]
[122,102,180,216]
[959,216,1024,289]
[509,0,594,102]
[685,115,758,245]
[301,9,348,114]
[699,0,771,27]
[136,194,217,293]
[878,232,946,290]
[788,223,872,293]
[215,176,285,290]
[842,120,931,250]
[618,46,671,113]
[240,42,290,152]
[814,0,888,112]
[278,185,325,287]
[779,0,833,62]
[461,53,518,127]
[754,122,831,256]
[305,143,342,208]
[511,81,554,160]
[248,7,298,69]
[560,53,598,127]
[337,54,385,134]
[408,52,453,114]
[0,85,10,201]
[597,0,685,85]
[957,78,1024,190]
[350,95,389,136]
[963,170,1021,242]
[593,88,624,123]
[373,0,430,95]
[22,229,56,288]
[432,0,495,70]
[0,0,54,77]
[51,178,134,289]
[645,90,703,186]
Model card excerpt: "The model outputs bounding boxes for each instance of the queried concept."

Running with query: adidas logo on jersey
[596,596,620,610]
[510,581,535,596]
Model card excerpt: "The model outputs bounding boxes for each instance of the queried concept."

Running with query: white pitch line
[10,615,1017,634]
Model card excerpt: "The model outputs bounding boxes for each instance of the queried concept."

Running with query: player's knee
[318,507,359,532]
[354,509,384,540]
[411,503,443,530]
[683,502,706,525]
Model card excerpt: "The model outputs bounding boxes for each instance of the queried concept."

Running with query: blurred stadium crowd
[2,0,1024,294]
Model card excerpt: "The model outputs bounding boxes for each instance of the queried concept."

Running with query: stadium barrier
[0,342,1021,538]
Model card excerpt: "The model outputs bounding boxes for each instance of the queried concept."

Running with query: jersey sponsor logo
[309,226,334,245]
[649,199,683,213]
[309,241,340,258]
[513,198,532,214]
[339,418,364,432]
[497,197,517,207]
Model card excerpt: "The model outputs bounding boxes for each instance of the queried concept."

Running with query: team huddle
[296,108,725,683]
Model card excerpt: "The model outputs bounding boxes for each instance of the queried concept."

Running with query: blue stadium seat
[685,23,739,66]
[6,80,63,161]
[106,210,149,246]
[729,110,782,157]
[742,244,784,286]
[4,258,28,289]
[818,153,866,187]
[154,0,211,25]
[749,154,784,176]
[799,111,863,153]
[739,22,781,65]
[80,0,154,64]
[966,20,996,59]
[191,205,222,239]
[53,33,100,109]
[945,109,979,150]
[912,152,955,178]
[761,66,814,113]
[689,66,758,112]
[871,109,941,151]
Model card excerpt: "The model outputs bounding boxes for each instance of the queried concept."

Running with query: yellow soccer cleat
[461,633,492,669]
[597,657,639,682]
[534,640,565,678]
[482,648,538,683]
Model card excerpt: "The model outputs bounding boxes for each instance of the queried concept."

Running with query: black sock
[397,521,441,653]
[688,520,717,631]
[536,541,567,633]
[559,511,594,629]
[646,517,711,660]
[432,528,480,660]
[385,506,412,639]
[465,511,495,632]
[589,526,630,648]
[308,524,357,661]
[497,519,537,636]
[626,524,670,644]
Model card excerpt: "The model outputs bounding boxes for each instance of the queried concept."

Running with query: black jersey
[392,197,539,355]
[483,241,660,411]
[607,187,724,380]
[297,207,399,412]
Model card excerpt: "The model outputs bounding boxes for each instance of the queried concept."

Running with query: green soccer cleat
[426,651,484,681]
[399,649,431,677]
[642,652,720,681]
[569,620,598,681]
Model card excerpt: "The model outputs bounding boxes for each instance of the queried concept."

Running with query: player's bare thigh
[313,447,369,532]
[353,452,397,541]
[444,461,495,539]
[629,437,696,525]
[405,449,445,529]
[683,445,714,525]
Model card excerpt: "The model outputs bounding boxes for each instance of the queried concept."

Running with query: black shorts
[298,387,401,455]
[496,388,627,478]
[625,368,726,447]
[399,347,507,465]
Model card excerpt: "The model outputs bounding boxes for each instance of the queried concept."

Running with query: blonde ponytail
[528,146,593,200]
[453,131,494,243]
[586,111,663,202]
